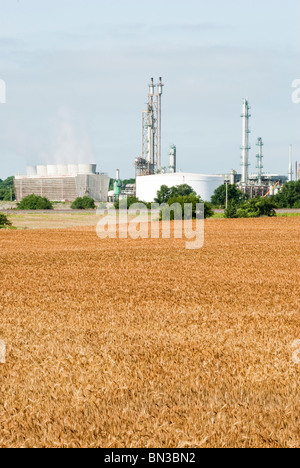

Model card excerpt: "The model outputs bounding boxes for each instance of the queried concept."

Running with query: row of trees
[211,184,277,218]
[211,180,300,210]
[15,194,96,210]
[224,198,276,218]
[109,178,135,191]
[1,175,300,216]
[0,177,15,201]
[272,180,300,208]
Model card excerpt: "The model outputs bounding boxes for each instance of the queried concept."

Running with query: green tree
[121,178,136,187]
[71,196,96,210]
[224,201,239,218]
[17,194,53,210]
[109,177,135,191]
[154,185,172,204]
[155,184,196,204]
[293,200,300,209]
[0,177,15,201]
[114,197,150,210]
[160,194,214,220]
[225,197,277,218]
[0,213,12,228]
[274,181,300,208]
[211,184,249,208]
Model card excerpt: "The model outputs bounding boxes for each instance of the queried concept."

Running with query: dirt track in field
[0,217,299,448]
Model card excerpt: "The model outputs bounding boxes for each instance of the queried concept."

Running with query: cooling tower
[27,166,37,177]
[36,165,48,176]
[57,165,69,176]
[78,164,96,175]
[15,163,109,202]
[68,164,79,176]
[47,165,58,176]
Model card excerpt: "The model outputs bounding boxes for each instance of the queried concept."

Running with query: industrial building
[238,99,288,195]
[133,78,225,202]
[14,164,109,202]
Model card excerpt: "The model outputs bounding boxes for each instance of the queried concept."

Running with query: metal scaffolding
[135,77,164,176]
[256,137,264,186]
[241,98,251,185]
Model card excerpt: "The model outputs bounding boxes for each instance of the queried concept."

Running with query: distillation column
[256,137,264,186]
[288,144,293,182]
[156,77,164,171]
[169,145,177,173]
[141,77,164,174]
[241,99,251,185]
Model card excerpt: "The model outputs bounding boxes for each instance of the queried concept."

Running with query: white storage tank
[36,165,48,176]
[136,173,224,202]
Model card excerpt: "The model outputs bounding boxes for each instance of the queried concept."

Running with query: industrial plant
[134,77,224,202]
[14,77,299,204]
[14,164,109,202]
[237,98,290,197]
[130,78,295,203]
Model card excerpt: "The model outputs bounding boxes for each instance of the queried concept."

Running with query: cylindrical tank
[47,165,58,176]
[36,165,48,176]
[136,173,224,203]
[68,164,79,176]
[78,164,96,174]
[27,166,37,177]
[57,165,68,176]
[114,169,122,199]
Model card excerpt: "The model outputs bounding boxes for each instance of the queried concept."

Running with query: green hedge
[17,194,53,210]
[225,197,277,218]
[71,197,96,210]
[0,213,12,228]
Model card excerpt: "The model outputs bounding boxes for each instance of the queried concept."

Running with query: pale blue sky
[0,0,299,179]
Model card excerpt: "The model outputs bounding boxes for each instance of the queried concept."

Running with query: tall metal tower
[241,98,251,185]
[137,77,164,176]
[256,137,264,186]
[288,144,293,182]
[169,145,177,173]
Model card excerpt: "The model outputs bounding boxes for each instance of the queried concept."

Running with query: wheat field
[0,217,299,448]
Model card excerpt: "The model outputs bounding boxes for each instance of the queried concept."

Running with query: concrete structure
[14,164,109,202]
[136,172,224,202]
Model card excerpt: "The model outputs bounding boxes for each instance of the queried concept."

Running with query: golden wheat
[0,217,299,448]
